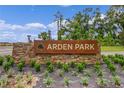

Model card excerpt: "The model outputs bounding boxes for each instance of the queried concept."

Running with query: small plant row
[93,62,108,88]
[94,62,103,77]
[113,54,124,66]
[103,54,124,66]
[0,55,14,72]
[103,55,121,87]
[0,71,34,88]
[55,61,86,73]
[103,56,116,75]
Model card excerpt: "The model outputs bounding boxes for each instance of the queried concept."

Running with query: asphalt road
[0,46,124,56]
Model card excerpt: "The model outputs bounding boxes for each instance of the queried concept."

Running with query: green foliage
[97,70,103,77]
[44,70,49,78]
[94,62,103,77]
[113,54,124,66]
[19,58,25,67]
[7,69,15,78]
[15,73,23,82]
[56,62,63,69]
[0,75,8,87]
[26,72,33,84]
[47,64,54,73]
[30,58,36,68]
[119,31,124,45]
[76,63,86,72]
[108,63,116,73]
[64,77,70,87]
[38,32,50,40]
[8,57,14,66]
[80,77,89,87]
[34,63,41,72]
[71,71,78,76]
[58,69,64,77]
[94,62,101,72]
[69,62,76,68]
[5,55,12,62]
[0,56,4,65]
[112,76,121,86]
[63,64,69,72]
[96,77,108,88]
[43,77,54,87]
[17,62,24,71]
[3,62,11,72]
[46,61,52,67]
[83,70,91,77]
[113,57,120,64]
[54,6,124,46]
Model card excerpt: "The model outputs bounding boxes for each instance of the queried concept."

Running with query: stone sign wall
[12,40,101,64]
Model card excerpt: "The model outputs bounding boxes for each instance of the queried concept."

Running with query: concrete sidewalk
[101,51,124,55]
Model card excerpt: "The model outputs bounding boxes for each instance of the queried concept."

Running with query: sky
[0,5,110,42]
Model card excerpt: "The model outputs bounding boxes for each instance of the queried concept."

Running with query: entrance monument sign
[34,40,99,54]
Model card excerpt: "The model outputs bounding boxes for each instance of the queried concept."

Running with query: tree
[38,32,49,40]
[54,11,64,40]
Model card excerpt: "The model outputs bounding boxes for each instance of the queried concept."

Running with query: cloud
[0,31,16,42]
[0,20,46,31]
[0,19,68,42]
[0,20,47,42]
[0,20,6,23]
[25,23,46,29]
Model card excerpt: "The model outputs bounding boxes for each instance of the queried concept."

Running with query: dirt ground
[0,46,124,88]
[0,63,124,88]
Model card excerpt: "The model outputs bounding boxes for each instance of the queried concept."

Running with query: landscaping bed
[0,54,124,88]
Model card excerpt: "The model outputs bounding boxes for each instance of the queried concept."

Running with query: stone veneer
[12,42,102,64]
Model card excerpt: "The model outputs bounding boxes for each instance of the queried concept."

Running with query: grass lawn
[101,46,124,51]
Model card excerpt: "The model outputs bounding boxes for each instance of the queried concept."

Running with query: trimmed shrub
[44,70,49,78]
[63,64,69,72]
[108,63,116,73]
[113,58,120,64]
[3,62,11,72]
[58,69,64,77]
[43,76,54,87]
[118,59,124,66]
[112,76,121,86]
[17,62,24,71]
[46,61,51,67]
[8,58,14,66]
[56,62,63,69]
[96,77,108,88]
[30,59,36,68]
[19,58,25,67]
[80,77,89,87]
[0,75,8,87]
[64,77,70,87]
[5,55,12,62]
[34,63,41,72]
[69,62,76,68]
[76,63,86,72]
[47,64,54,73]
